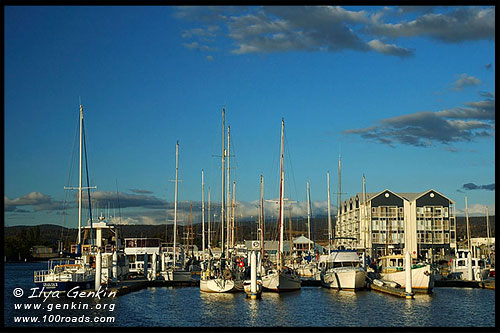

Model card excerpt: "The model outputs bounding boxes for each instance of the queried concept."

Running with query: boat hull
[34,280,94,293]
[380,264,434,293]
[262,271,301,292]
[321,268,367,290]
[200,278,237,293]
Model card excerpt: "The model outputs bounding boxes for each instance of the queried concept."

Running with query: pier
[78,278,200,297]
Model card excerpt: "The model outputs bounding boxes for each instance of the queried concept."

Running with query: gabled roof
[292,235,313,244]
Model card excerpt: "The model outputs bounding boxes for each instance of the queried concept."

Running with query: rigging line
[62,115,81,241]
[82,121,94,246]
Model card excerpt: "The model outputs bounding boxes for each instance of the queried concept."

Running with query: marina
[4,262,495,327]
[4,5,495,330]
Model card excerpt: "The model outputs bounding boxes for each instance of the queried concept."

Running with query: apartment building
[334,189,457,259]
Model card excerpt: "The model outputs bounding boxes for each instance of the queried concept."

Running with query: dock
[435,278,495,290]
[77,278,200,298]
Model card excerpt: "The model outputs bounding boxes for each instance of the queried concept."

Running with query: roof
[292,235,314,244]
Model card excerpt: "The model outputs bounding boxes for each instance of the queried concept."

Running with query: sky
[4,5,495,229]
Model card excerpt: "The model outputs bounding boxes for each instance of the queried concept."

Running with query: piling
[405,251,414,299]
[152,252,157,280]
[95,250,102,292]
[112,251,118,283]
[467,252,473,281]
[250,251,257,299]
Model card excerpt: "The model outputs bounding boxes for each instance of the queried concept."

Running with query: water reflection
[5,263,495,327]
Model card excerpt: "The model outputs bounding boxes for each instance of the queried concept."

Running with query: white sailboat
[261,118,301,292]
[200,107,240,293]
[161,141,191,282]
[34,103,95,292]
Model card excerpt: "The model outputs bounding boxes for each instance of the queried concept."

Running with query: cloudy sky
[4,6,495,228]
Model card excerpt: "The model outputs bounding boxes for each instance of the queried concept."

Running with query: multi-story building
[334,189,457,260]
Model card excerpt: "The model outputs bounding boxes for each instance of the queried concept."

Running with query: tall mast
[260,175,265,261]
[190,203,194,256]
[327,171,332,252]
[486,206,491,259]
[78,104,83,245]
[226,125,231,258]
[173,141,179,267]
[221,108,225,256]
[231,181,236,248]
[465,196,471,253]
[278,118,285,271]
[362,174,368,251]
[307,180,311,253]
[337,154,342,247]
[201,170,205,253]
[208,188,211,249]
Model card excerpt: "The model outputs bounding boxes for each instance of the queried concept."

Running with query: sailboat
[34,103,95,292]
[161,141,191,282]
[200,107,241,293]
[261,118,301,292]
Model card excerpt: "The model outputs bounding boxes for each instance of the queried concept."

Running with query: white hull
[321,268,367,290]
[451,267,490,281]
[381,264,434,292]
[262,271,301,292]
[200,278,237,293]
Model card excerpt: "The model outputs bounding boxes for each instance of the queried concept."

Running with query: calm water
[4,262,495,328]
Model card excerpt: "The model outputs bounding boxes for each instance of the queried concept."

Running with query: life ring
[222,269,232,280]
[238,261,244,268]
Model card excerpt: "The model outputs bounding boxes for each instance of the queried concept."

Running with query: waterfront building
[334,189,457,260]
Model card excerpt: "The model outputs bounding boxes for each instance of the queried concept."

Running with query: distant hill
[4,215,494,261]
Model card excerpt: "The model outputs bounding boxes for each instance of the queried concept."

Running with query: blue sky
[4,6,495,227]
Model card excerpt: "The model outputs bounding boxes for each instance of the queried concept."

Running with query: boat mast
[486,206,491,260]
[307,180,311,253]
[337,154,342,248]
[201,170,205,253]
[278,118,285,271]
[260,175,265,261]
[362,174,369,253]
[226,125,231,258]
[208,188,211,249]
[465,196,471,253]
[221,108,225,257]
[327,171,332,253]
[231,181,236,249]
[78,104,83,245]
[173,141,179,268]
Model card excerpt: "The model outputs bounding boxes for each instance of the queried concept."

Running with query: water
[4,262,495,328]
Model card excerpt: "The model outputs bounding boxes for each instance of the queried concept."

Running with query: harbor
[4,261,496,327]
[4,5,495,329]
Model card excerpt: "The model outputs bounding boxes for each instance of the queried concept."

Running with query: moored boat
[320,250,367,290]
[378,254,434,293]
